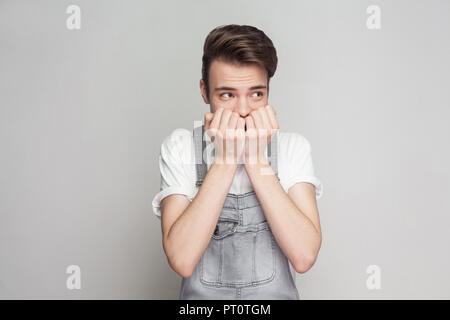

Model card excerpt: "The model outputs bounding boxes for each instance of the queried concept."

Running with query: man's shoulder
[276,130,314,163]
[162,127,193,147]
[278,130,310,151]
[160,127,195,161]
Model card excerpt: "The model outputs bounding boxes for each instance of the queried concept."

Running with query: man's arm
[160,109,247,278]
[243,105,322,274]
[161,161,237,278]
[245,161,322,274]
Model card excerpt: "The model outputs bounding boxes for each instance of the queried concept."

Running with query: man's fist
[204,108,245,165]
[204,105,279,166]
[244,104,279,165]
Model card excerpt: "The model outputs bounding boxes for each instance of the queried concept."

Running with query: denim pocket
[211,219,238,239]
[200,220,276,288]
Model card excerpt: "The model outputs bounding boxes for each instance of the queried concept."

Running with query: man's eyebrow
[214,85,267,92]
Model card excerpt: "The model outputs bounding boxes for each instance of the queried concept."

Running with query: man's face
[200,59,269,118]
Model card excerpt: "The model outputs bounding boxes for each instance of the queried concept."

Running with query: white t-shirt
[152,127,323,218]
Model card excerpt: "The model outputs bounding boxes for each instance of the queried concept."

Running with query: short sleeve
[281,133,323,200]
[151,128,197,220]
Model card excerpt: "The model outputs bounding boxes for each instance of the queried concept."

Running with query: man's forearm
[245,160,321,273]
[166,161,237,276]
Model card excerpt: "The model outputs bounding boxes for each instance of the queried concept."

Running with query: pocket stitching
[200,229,276,288]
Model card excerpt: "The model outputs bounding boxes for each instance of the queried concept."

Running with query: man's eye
[252,92,263,98]
[221,93,233,98]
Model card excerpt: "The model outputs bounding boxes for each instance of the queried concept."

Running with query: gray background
[1,0,449,299]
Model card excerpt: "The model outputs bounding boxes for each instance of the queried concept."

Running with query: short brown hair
[201,24,278,100]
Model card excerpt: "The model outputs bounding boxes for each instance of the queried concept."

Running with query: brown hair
[201,24,278,100]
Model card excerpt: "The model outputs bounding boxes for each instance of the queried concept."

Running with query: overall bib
[179,124,300,300]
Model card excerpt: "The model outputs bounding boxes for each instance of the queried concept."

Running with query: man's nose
[235,97,252,117]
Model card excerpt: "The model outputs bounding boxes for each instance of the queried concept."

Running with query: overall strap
[194,124,279,187]
[268,130,280,181]
[194,124,207,187]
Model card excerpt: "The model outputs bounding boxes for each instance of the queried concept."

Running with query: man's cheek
[211,99,227,110]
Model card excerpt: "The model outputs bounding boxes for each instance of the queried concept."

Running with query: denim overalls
[179,124,300,300]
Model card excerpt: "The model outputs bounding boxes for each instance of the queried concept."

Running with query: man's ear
[199,79,210,104]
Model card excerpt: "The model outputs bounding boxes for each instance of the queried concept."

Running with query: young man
[152,24,323,299]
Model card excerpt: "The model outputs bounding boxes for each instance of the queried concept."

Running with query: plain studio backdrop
[1,0,449,299]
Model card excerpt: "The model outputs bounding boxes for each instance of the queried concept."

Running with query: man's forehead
[213,85,267,92]
[209,60,267,88]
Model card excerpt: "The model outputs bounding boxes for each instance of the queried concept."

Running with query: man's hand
[244,104,279,166]
[204,108,246,165]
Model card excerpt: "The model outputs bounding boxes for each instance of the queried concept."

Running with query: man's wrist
[244,158,273,177]
[244,156,270,168]
[212,159,239,170]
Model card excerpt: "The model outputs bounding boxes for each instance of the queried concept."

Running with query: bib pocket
[200,219,276,288]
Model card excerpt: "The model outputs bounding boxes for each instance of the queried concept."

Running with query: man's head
[200,24,278,117]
